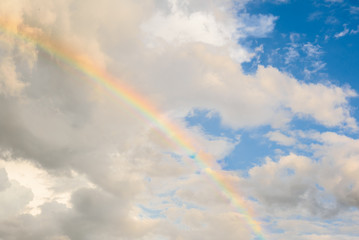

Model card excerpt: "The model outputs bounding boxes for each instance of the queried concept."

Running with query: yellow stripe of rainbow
[0,18,265,240]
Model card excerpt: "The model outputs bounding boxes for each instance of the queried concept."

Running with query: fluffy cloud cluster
[0,0,358,239]
[242,130,359,238]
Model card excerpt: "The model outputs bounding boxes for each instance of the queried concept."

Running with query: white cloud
[308,11,323,21]
[0,158,93,215]
[142,1,277,63]
[267,0,289,4]
[302,43,323,58]
[350,6,359,15]
[325,0,344,3]
[244,131,359,215]
[335,25,349,38]
[266,131,296,146]
[236,13,278,38]
[0,167,33,219]
[284,46,300,64]
[142,3,235,46]
[311,132,359,209]
[240,131,359,238]
[350,25,359,35]
[304,60,326,79]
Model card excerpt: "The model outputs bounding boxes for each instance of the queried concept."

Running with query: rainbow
[0,18,265,239]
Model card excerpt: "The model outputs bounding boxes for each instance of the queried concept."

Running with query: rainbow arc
[0,19,265,240]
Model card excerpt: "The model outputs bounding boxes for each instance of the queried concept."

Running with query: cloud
[141,1,236,46]
[244,154,321,211]
[244,131,359,219]
[265,131,296,146]
[141,1,267,63]
[302,43,323,58]
[265,37,328,79]
[311,132,359,209]
[325,0,344,3]
[268,214,359,240]
[0,158,93,214]
[308,11,323,21]
[0,168,10,191]
[350,25,359,35]
[335,25,350,38]
[0,57,27,96]
[236,13,278,38]
[156,208,252,240]
[284,46,300,64]
[268,0,289,4]
[350,6,359,15]
[0,168,34,219]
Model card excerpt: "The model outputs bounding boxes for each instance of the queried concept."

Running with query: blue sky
[245,0,359,121]
[184,1,359,238]
[187,0,359,170]
[0,0,359,239]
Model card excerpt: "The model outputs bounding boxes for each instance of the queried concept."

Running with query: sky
[0,0,359,239]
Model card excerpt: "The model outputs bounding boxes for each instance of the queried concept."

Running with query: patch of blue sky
[263,222,285,234]
[186,109,282,171]
[288,114,335,133]
[139,205,165,219]
[246,1,359,133]
[158,189,177,198]
[185,108,347,172]
[185,109,237,138]
[221,129,276,171]
[287,214,332,222]
[157,186,205,209]
[186,0,359,174]
[140,192,205,220]
[289,114,359,139]
[242,0,359,119]
[290,215,359,235]
[315,183,325,191]
[163,151,185,164]
[171,195,205,211]
[285,167,295,176]
[260,216,359,238]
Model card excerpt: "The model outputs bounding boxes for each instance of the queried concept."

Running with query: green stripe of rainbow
[0,19,265,240]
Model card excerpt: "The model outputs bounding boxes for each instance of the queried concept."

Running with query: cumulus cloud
[312,132,359,208]
[243,131,359,219]
[142,1,235,46]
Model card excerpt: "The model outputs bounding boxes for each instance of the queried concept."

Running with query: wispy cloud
[324,0,344,3]
[350,6,359,15]
[308,11,323,21]
[350,25,359,35]
[334,25,350,38]
[302,42,324,57]
[236,13,278,38]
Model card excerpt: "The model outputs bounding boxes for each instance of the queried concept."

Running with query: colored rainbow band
[0,19,265,240]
